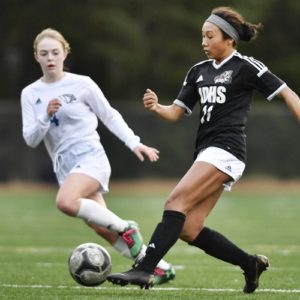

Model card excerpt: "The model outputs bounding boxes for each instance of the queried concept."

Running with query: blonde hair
[33,28,71,54]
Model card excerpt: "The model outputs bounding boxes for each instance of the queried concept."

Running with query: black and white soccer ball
[68,242,112,286]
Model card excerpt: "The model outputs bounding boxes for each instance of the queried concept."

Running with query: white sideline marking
[1,284,300,293]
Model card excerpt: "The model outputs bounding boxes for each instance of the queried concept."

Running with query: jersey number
[50,114,60,126]
[201,105,213,124]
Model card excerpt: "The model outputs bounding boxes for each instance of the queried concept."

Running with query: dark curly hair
[211,7,263,44]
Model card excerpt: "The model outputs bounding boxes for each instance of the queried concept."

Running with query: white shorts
[195,146,245,191]
[54,142,111,193]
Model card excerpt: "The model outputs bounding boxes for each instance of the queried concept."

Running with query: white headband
[206,14,239,43]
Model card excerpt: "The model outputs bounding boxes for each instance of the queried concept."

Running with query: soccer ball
[68,242,112,286]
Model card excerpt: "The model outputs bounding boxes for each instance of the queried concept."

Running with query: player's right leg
[107,162,231,288]
[135,245,176,284]
[57,175,175,285]
[56,173,143,257]
[88,218,175,284]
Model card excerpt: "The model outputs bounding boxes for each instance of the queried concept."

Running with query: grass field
[0,179,300,300]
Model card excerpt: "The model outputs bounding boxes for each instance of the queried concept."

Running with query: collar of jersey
[212,50,237,69]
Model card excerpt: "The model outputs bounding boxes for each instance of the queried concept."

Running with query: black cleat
[243,254,270,293]
[107,268,155,289]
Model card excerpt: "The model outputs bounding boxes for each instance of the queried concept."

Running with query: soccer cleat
[107,268,155,289]
[243,254,270,293]
[121,221,143,258]
[133,252,176,285]
[153,265,176,285]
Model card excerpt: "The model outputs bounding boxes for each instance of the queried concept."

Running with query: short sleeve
[254,70,286,100]
[175,66,199,114]
[242,56,286,101]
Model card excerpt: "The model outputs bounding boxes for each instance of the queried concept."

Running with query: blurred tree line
[0,0,300,182]
[1,0,300,100]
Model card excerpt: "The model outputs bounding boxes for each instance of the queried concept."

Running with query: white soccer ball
[68,242,112,286]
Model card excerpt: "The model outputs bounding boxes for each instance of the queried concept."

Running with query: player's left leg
[182,187,269,293]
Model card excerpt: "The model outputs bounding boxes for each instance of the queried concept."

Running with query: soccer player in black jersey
[107,6,300,293]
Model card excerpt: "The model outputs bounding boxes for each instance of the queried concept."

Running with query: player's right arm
[21,90,51,148]
[143,89,185,122]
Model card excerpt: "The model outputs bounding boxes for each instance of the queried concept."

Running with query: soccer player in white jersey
[20,28,175,284]
[107,6,300,292]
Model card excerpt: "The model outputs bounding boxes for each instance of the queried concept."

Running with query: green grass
[0,181,300,299]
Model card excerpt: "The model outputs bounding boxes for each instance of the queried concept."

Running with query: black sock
[137,210,186,273]
[189,227,252,270]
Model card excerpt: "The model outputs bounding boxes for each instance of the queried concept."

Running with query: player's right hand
[143,89,158,112]
[47,99,62,117]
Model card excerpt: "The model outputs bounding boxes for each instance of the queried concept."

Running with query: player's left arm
[278,86,300,123]
[132,144,159,162]
[85,77,159,162]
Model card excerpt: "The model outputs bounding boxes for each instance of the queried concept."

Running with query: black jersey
[175,51,286,162]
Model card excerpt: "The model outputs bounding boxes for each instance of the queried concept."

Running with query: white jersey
[21,72,140,164]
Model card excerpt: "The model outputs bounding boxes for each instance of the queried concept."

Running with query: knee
[164,190,188,213]
[180,224,204,243]
[56,194,78,216]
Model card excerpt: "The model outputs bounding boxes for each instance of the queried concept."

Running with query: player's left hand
[133,143,159,162]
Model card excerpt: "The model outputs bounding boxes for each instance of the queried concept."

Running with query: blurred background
[1,0,300,183]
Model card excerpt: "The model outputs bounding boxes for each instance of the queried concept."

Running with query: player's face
[35,37,67,82]
[202,22,234,63]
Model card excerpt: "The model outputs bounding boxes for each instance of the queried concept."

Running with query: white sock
[77,198,128,232]
[113,236,133,259]
[136,245,171,270]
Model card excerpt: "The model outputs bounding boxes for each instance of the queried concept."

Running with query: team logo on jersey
[58,94,77,103]
[214,70,233,84]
